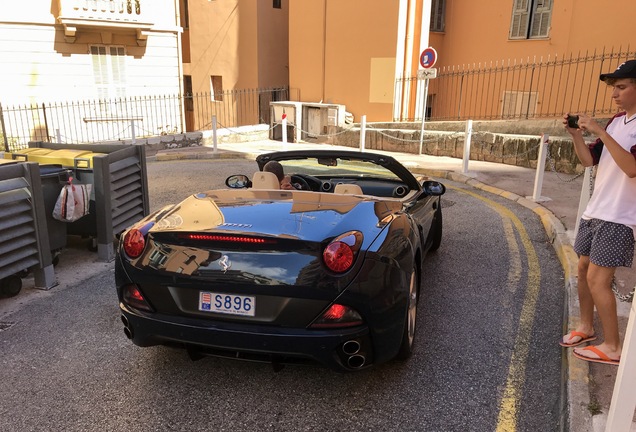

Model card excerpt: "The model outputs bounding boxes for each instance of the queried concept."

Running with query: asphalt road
[0,158,565,432]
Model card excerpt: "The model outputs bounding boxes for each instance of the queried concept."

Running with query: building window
[90,45,126,100]
[501,91,538,118]
[430,0,445,32]
[211,75,223,101]
[273,0,281,8]
[180,0,189,29]
[509,0,552,39]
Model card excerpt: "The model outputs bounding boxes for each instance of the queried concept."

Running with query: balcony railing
[57,0,153,44]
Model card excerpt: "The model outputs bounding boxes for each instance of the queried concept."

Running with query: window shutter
[529,0,552,38]
[509,0,530,39]
[430,0,446,32]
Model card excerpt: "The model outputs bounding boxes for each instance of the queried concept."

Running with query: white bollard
[461,119,473,174]
[282,116,288,150]
[574,166,593,236]
[529,133,550,202]
[130,120,136,145]
[56,129,62,143]
[212,115,218,153]
[418,77,430,156]
[605,300,636,432]
[360,115,366,152]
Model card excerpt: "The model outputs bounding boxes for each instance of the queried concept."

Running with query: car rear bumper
[119,304,374,372]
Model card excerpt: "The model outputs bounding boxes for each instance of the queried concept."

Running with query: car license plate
[199,291,255,316]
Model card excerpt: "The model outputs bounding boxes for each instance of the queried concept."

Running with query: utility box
[269,101,303,143]
[301,103,347,140]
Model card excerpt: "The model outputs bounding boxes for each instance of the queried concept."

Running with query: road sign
[419,47,437,69]
[417,68,438,79]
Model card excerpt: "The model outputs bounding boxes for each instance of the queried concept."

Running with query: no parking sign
[419,47,437,69]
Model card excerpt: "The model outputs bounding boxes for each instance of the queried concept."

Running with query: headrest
[252,171,280,189]
[333,183,363,195]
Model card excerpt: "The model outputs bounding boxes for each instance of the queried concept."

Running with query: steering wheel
[290,174,312,191]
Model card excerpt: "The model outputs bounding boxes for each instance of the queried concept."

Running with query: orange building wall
[289,1,400,122]
[424,0,634,71]
[183,0,288,93]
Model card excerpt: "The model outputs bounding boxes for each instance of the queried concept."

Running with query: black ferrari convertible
[115,150,445,372]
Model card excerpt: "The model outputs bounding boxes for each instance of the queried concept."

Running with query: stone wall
[325,118,606,174]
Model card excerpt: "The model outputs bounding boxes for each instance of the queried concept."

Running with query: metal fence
[1,86,295,152]
[394,46,636,122]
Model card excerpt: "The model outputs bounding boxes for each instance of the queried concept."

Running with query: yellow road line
[449,185,542,432]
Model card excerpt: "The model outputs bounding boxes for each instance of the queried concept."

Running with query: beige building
[0,0,290,141]
[289,0,636,123]
[0,0,183,142]
[1,0,182,105]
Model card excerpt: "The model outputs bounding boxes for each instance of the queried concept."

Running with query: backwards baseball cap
[600,60,636,81]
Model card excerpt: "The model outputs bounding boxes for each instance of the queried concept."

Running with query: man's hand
[576,114,604,135]
[280,175,295,190]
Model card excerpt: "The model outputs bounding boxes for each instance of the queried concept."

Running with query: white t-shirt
[583,112,636,239]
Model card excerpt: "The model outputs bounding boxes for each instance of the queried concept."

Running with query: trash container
[38,164,72,264]
[14,150,105,249]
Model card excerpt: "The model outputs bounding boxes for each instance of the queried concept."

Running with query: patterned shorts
[574,218,635,268]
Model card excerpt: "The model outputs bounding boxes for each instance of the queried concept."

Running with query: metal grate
[0,178,40,279]
[110,155,146,234]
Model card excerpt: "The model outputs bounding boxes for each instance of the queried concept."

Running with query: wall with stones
[325,119,603,174]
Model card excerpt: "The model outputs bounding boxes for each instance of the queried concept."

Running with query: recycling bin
[27,142,150,262]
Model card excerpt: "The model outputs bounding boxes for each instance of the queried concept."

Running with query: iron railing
[394,46,636,122]
[1,87,295,152]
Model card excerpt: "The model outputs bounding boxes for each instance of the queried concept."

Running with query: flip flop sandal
[573,346,620,366]
[559,331,597,347]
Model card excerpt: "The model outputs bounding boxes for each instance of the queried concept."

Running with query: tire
[396,265,419,360]
[428,203,443,252]
[1,275,22,298]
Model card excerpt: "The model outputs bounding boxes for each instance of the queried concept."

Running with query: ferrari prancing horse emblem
[219,255,231,273]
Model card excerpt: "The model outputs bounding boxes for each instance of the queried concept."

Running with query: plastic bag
[52,177,92,222]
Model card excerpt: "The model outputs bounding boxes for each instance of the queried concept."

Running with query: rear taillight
[123,229,145,258]
[310,303,363,328]
[122,284,154,312]
[122,222,155,258]
[322,231,363,273]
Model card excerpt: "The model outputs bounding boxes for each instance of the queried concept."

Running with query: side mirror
[226,174,251,189]
[422,180,446,196]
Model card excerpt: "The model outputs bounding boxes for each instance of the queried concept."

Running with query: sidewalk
[155,139,636,432]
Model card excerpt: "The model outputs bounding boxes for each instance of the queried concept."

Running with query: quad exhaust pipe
[121,314,133,339]
[342,339,366,369]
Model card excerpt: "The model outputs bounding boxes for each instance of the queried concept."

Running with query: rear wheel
[0,275,22,298]
[396,265,419,360]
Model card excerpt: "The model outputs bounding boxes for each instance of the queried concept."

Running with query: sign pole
[418,78,429,155]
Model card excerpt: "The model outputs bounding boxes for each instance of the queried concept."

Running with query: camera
[567,115,579,129]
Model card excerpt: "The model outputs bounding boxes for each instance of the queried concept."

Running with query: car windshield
[278,156,401,181]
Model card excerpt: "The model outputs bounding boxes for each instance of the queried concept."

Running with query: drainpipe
[175,0,186,132]
[393,0,409,120]
[403,0,416,119]
[322,0,327,102]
